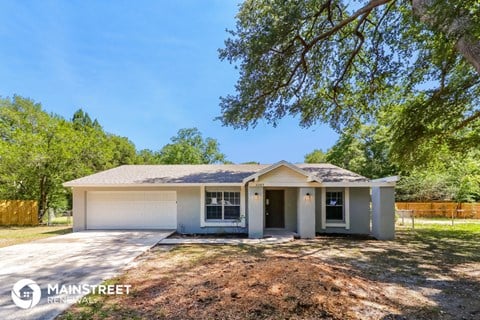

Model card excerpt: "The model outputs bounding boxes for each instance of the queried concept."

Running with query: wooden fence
[396,202,480,219]
[0,200,39,226]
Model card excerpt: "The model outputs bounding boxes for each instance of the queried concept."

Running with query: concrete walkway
[159,230,296,245]
[0,230,173,320]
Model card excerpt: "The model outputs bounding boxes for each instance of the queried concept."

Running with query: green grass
[46,215,73,225]
[41,215,73,225]
[413,221,480,233]
[0,225,72,248]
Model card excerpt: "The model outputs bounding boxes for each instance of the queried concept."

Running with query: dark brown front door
[265,190,284,228]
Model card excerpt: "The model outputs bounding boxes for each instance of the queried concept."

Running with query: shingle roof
[63,162,369,187]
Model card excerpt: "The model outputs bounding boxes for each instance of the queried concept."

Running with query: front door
[265,190,285,228]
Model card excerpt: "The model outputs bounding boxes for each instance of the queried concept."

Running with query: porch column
[248,186,264,238]
[372,186,395,240]
[297,187,315,238]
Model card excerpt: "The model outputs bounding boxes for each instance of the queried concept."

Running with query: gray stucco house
[63,161,397,240]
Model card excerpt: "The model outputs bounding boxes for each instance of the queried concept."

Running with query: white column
[248,186,264,238]
[345,187,350,230]
[372,186,395,240]
[321,187,326,229]
[297,187,316,238]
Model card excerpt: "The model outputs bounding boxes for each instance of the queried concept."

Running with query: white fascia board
[320,182,396,187]
[63,183,245,188]
[371,176,400,183]
[247,182,321,187]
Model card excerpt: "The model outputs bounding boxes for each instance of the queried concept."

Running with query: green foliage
[322,124,397,179]
[396,151,480,202]
[136,149,162,164]
[1,96,75,218]
[0,96,139,219]
[219,0,480,164]
[158,128,227,164]
[304,149,326,163]
[0,96,231,218]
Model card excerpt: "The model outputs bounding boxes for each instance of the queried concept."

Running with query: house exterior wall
[70,181,390,238]
[372,186,395,240]
[349,187,371,234]
[72,188,86,232]
[71,186,247,234]
[315,187,370,235]
[180,186,247,234]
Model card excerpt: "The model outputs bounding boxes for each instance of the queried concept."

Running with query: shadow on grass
[58,223,480,320]
[272,225,480,318]
[41,227,72,236]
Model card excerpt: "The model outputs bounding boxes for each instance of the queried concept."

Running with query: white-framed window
[326,191,344,221]
[206,191,240,221]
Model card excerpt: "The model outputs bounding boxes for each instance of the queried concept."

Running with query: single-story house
[63,161,397,240]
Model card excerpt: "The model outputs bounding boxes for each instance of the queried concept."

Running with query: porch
[247,185,395,240]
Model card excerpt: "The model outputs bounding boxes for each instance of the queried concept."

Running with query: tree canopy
[304,149,327,164]
[219,0,480,164]
[304,120,480,202]
[159,128,227,164]
[0,96,228,219]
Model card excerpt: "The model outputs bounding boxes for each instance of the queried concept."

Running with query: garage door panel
[86,191,177,229]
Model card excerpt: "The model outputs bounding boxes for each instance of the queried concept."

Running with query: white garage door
[86,191,177,229]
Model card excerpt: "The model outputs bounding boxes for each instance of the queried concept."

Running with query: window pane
[206,191,240,221]
[336,192,343,205]
[224,206,240,219]
[206,205,222,219]
[224,192,240,205]
[326,206,343,220]
[326,192,343,206]
[206,192,222,205]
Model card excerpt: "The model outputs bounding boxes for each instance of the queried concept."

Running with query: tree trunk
[38,176,48,222]
[456,37,480,74]
[412,0,480,74]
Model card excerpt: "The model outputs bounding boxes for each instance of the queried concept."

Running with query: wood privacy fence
[396,202,480,219]
[0,200,39,226]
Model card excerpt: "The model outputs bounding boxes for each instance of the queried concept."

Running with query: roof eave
[63,182,245,188]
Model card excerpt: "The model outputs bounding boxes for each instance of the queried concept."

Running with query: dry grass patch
[0,226,72,248]
[58,223,480,320]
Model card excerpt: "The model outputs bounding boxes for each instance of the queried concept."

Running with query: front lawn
[0,226,72,248]
[58,222,480,320]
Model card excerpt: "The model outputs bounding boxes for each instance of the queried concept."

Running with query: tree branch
[333,12,369,92]
[453,110,480,131]
[305,0,393,51]
[254,0,392,105]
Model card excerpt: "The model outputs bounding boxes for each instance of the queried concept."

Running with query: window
[326,191,343,221]
[206,191,240,220]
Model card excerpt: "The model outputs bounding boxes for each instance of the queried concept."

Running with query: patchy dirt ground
[58,224,480,320]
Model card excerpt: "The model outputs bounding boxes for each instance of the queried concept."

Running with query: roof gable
[242,161,319,184]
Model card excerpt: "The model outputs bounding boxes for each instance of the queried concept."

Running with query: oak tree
[219,0,480,161]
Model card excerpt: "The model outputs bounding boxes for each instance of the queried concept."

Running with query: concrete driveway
[0,230,173,320]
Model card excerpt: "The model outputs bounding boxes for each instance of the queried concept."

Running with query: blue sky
[0,0,337,164]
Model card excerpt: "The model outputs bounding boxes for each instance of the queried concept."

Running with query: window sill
[325,222,347,228]
[201,220,245,228]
